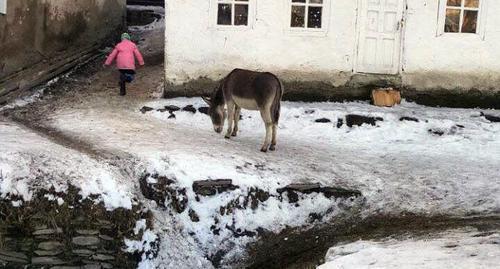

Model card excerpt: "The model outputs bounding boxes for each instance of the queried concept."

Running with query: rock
[193,179,239,196]
[168,112,176,119]
[189,209,200,222]
[72,236,100,246]
[76,229,99,235]
[182,105,197,113]
[35,250,63,256]
[164,105,181,112]
[399,116,419,122]
[336,118,344,128]
[345,114,383,127]
[83,265,102,269]
[140,106,154,114]
[31,256,66,265]
[304,109,315,114]
[198,106,209,115]
[38,241,64,251]
[0,250,28,263]
[91,254,115,261]
[73,249,95,256]
[101,263,114,269]
[428,128,445,136]
[139,174,187,212]
[481,112,500,122]
[33,228,63,235]
[315,118,331,123]
[51,266,83,269]
[277,183,362,201]
[98,235,113,241]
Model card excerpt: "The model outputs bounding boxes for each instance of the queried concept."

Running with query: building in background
[0,0,126,101]
[164,0,499,108]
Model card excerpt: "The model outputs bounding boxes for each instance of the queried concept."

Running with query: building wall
[164,0,500,106]
[0,0,126,97]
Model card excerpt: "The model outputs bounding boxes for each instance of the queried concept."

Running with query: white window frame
[285,0,330,36]
[0,0,7,15]
[437,0,487,39]
[209,0,256,30]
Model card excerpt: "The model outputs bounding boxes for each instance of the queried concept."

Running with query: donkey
[202,69,284,152]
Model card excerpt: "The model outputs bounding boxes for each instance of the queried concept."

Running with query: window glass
[217,0,249,26]
[290,0,324,29]
[444,0,480,33]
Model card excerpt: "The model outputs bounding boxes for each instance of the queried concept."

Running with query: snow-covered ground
[318,229,500,269]
[0,119,135,210]
[33,96,497,267]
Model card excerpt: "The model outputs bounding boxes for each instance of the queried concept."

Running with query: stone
[315,118,331,123]
[50,266,82,269]
[168,112,176,119]
[182,105,197,113]
[277,183,362,200]
[31,257,66,265]
[38,241,64,251]
[481,112,500,122]
[101,263,114,269]
[91,254,115,261]
[76,229,99,235]
[72,236,100,246]
[35,250,63,256]
[428,128,445,136]
[0,250,28,263]
[193,179,239,196]
[98,235,114,241]
[164,105,181,112]
[345,114,383,127]
[83,265,102,269]
[198,106,209,115]
[336,118,344,128]
[304,109,315,114]
[140,106,154,114]
[33,228,63,235]
[399,116,419,122]
[189,209,200,222]
[73,249,95,256]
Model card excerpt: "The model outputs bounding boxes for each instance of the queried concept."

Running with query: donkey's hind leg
[260,109,273,152]
[232,106,241,137]
[269,124,277,151]
[225,101,235,139]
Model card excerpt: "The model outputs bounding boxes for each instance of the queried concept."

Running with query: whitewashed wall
[165,0,500,92]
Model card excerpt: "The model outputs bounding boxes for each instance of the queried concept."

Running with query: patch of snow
[0,119,134,210]
[318,229,500,269]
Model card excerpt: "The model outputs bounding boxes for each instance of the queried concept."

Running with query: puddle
[127,9,162,26]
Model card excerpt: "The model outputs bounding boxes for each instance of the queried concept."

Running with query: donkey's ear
[202,96,212,105]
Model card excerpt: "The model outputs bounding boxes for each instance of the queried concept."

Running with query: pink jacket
[105,40,144,70]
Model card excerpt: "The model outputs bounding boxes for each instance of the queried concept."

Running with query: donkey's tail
[272,76,284,124]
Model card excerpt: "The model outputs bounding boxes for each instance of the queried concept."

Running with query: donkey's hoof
[231,132,237,137]
[224,135,231,139]
[269,145,276,151]
[260,147,268,153]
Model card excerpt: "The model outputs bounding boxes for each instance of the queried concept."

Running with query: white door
[356,0,405,74]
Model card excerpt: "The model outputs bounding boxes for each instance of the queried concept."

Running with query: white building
[164,0,500,107]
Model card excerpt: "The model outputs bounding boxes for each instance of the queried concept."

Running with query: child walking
[104,33,145,96]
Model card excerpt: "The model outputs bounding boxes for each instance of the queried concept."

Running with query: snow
[0,119,134,210]
[319,229,500,269]
[40,96,500,266]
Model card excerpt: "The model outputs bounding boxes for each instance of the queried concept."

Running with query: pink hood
[105,40,144,70]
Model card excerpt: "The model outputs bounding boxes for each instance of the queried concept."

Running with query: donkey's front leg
[225,102,235,139]
[232,106,241,137]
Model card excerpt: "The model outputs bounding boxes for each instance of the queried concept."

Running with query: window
[444,0,480,33]
[0,0,6,15]
[216,0,249,26]
[290,0,324,29]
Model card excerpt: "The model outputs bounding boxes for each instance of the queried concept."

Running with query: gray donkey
[202,69,284,152]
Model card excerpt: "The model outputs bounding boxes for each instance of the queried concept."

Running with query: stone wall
[0,185,152,268]
[0,0,126,100]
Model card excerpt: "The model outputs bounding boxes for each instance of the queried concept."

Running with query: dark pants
[119,69,136,96]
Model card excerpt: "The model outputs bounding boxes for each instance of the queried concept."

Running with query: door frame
[353,0,407,75]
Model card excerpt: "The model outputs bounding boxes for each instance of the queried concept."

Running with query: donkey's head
[202,89,226,134]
